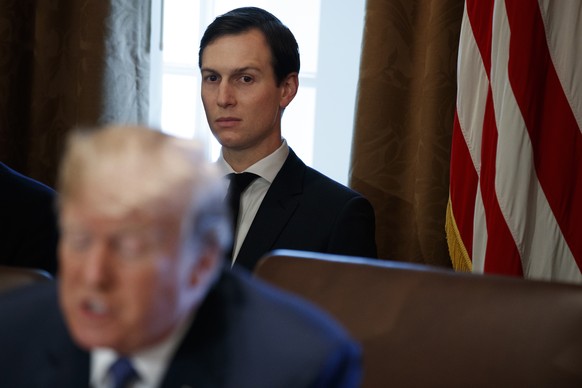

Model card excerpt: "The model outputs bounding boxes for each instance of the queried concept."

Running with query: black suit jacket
[236,149,377,270]
[0,267,361,387]
[0,162,58,275]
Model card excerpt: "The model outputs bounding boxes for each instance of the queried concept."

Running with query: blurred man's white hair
[57,124,231,255]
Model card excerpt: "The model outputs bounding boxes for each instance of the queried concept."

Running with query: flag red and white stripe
[446,0,582,283]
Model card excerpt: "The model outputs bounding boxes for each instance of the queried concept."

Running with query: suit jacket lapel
[236,150,305,270]
[160,323,225,388]
[160,269,234,388]
[43,311,90,386]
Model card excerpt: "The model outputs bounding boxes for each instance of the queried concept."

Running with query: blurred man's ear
[280,72,299,109]
[189,238,221,289]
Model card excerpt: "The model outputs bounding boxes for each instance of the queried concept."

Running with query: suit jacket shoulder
[0,283,90,386]
[237,150,377,270]
[0,163,59,274]
[161,267,362,388]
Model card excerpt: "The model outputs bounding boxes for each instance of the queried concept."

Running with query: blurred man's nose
[83,241,113,288]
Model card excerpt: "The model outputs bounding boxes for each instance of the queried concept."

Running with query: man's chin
[211,129,243,145]
[70,325,127,353]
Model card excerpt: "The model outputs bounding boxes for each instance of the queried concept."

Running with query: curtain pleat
[351,0,464,266]
[0,0,151,186]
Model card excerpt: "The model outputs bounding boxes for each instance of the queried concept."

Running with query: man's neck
[222,139,283,172]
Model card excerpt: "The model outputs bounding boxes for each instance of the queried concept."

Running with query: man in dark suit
[0,162,58,275]
[0,125,361,387]
[199,7,377,271]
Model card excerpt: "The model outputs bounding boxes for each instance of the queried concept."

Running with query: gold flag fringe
[445,198,472,272]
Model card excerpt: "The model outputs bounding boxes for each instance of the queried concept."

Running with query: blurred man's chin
[71,328,121,352]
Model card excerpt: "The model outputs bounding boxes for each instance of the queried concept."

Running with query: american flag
[446,0,582,282]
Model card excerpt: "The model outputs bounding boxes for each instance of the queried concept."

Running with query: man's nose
[217,81,236,108]
[83,241,113,288]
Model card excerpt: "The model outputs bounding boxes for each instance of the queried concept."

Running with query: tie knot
[110,357,138,388]
[228,172,259,192]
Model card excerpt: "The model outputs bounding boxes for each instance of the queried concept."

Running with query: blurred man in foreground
[0,125,361,387]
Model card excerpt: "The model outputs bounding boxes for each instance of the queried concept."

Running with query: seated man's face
[200,28,295,154]
[58,194,193,355]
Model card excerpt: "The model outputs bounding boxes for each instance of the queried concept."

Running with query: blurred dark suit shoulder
[0,162,58,275]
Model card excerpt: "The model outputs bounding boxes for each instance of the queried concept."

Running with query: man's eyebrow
[200,66,261,74]
[233,66,261,74]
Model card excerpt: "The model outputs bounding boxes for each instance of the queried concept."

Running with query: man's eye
[64,233,92,252]
[113,235,148,260]
[241,75,253,83]
[205,75,218,82]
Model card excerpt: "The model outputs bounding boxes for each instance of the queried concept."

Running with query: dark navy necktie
[109,357,138,388]
[226,172,259,258]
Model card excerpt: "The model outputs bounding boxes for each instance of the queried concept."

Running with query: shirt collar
[217,139,289,184]
[90,312,195,388]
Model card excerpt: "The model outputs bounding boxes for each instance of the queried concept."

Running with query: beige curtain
[0,0,151,187]
[351,0,464,267]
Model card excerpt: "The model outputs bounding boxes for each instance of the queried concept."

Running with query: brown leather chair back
[254,250,582,387]
[0,265,53,294]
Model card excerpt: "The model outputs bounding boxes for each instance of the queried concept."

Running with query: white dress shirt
[90,312,194,388]
[217,139,289,263]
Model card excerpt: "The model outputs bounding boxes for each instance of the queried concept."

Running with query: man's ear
[280,72,299,109]
[189,241,220,288]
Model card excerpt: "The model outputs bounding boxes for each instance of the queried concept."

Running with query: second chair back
[254,249,582,388]
[0,265,53,294]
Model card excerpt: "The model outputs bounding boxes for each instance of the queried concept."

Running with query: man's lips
[215,117,241,128]
[80,297,110,317]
